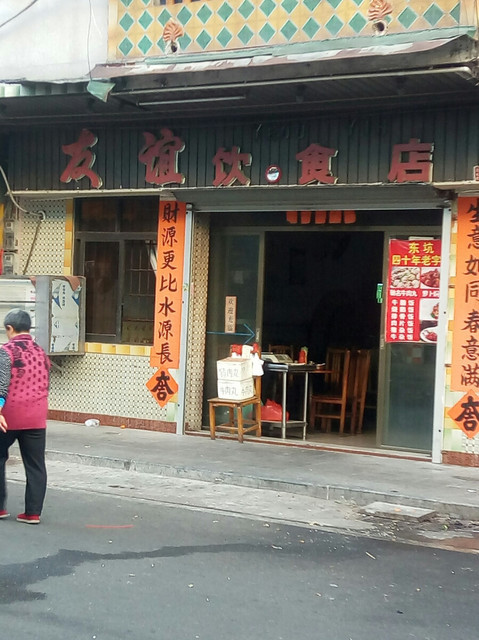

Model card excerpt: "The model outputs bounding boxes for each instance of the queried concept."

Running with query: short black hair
[4,308,32,333]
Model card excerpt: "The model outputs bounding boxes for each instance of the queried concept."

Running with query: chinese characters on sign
[385,239,441,343]
[60,130,435,189]
[60,129,102,189]
[147,201,186,407]
[387,138,434,183]
[448,388,479,439]
[225,296,237,334]
[139,129,185,186]
[451,197,479,392]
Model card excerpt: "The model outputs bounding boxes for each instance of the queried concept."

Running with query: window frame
[74,201,158,345]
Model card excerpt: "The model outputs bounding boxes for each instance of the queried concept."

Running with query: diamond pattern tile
[238,24,254,44]
[197,29,212,49]
[451,2,460,21]
[281,19,298,40]
[217,27,233,46]
[158,9,171,26]
[303,17,320,38]
[138,10,153,30]
[179,32,192,49]
[238,0,254,20]
[138,34,153,54]
[282,0,298,14]
[260,0,276,17]
[326,0,342,10]
[197,4,213,24]
[119,12,134,32]
[397,6,418,28]
[218,2,234,22]
[349,12,367,33]
[111,0,463,58]
[424,3,444,26]
[177,6,193,26]
[118,37,134,56]
[325,14,344,35]
[259,23,276,42]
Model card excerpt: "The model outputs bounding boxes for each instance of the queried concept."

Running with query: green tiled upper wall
[109,0,463,58]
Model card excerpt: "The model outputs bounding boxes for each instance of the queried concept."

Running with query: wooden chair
[208,375,262,443]
[350,349,371,434]
[309,348,351,435]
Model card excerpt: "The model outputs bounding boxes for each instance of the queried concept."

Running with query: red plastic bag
[261,399,289,421]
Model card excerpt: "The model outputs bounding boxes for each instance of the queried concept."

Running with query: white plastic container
[216,357,252,381]
[217,378,254,400]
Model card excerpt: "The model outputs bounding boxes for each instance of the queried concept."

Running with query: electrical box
[0,275,85,355]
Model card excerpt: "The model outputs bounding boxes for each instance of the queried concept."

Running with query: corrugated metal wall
[8,106,479,191]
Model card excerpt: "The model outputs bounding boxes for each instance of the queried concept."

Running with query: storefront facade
[1,97,478,464]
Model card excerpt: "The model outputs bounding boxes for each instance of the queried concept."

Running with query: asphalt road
[0,465,478,640]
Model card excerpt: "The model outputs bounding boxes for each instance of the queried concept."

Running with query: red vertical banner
[150,201,186,369]
[385,239,441,343]
[451,197,479,391]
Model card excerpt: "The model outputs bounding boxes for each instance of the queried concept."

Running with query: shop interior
[203,222,385,448]
[261,231,383,446]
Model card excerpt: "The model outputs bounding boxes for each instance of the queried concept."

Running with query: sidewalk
[42,420,479,520]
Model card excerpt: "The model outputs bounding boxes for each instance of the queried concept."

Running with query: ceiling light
[138,95,245,107]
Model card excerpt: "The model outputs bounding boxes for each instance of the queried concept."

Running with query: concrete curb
[45,449,479,521]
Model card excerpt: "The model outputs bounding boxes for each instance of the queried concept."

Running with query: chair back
[325,348,351,398]
[351,349,371,405]
[268,344,294,359]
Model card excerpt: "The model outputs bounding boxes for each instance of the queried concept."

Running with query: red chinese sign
[60,129,435,189]
[212,146,251,186]
[146,367,179,408]
[388,138,434,183]
[60,129,102,189]
[138,129,185,186]
[150,201,186,370]
[451,197,479,391]
[295,143,338,185]
[447,389,479,439]
[385,239,441,343]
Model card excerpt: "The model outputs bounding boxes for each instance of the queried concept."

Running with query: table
[262,362,329,440]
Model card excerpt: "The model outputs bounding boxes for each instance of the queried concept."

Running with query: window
[75,197,158,344]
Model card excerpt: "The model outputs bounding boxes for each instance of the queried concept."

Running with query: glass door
[377,231,441,452]
[203,231,264,422]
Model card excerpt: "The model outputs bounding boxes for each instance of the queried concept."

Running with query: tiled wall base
[48,409,176,433]
[442,451,479,467]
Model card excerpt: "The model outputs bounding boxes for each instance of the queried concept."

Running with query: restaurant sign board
[385,239,441,344]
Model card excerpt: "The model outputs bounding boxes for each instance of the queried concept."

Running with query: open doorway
[261,231,384,446]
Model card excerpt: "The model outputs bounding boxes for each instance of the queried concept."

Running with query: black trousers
[0,429,47,515]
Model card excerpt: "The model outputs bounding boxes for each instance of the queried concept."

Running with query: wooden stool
[208,378,262,443]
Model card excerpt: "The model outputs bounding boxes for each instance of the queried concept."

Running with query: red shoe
[0,510,9,519]
[16,513,40,525]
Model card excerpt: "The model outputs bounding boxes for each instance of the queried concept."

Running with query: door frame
[377,220,446,453]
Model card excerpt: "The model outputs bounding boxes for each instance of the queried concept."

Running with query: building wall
[109,0,464,58]
[0,0,108,82]
[15,197,177,430]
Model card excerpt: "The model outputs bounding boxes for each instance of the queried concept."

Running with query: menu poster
[385,239,441,343]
